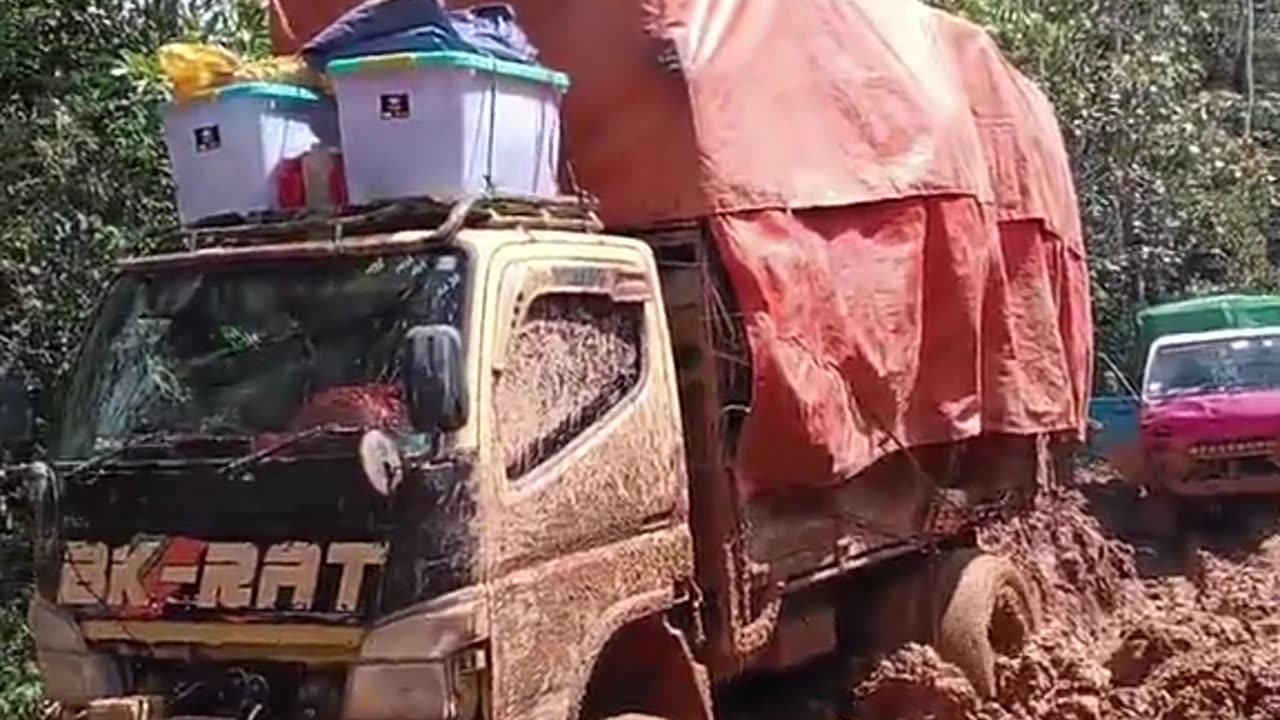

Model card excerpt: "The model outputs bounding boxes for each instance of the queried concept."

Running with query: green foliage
[0,0,271,708]
[0,0,269,435]
[1,3,165,432]
[0,607,40,720]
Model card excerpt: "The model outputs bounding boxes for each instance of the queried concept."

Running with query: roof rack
[170,194,605,252]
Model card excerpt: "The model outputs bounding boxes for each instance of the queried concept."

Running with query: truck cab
[1141,327,1280,497]
[1088,295,1280,502]
[17,201,698,720]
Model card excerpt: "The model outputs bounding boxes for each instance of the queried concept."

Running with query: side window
[495,292,644,480]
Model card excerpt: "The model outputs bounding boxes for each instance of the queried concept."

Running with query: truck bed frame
[642,221,1056,680]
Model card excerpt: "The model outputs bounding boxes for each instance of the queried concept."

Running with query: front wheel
[932,551,1040,699]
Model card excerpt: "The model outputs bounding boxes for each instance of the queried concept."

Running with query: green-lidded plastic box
[163,81,339,225]
[326,51,570,204]
[327,50,570,90]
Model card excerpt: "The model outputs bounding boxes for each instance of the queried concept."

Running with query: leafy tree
[0,0,270,440]
[0,608,39,720]
[0,1,268,712]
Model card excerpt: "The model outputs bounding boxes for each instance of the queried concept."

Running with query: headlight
[27,596,122,704]
[344,609,483,720]
[24,462,64,599]
[358,430,404,496]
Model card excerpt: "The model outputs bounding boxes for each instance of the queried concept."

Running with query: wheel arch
[564,590,712,720]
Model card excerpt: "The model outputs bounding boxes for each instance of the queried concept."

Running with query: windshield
[54,250,467,461]
[1144,334,1280,400]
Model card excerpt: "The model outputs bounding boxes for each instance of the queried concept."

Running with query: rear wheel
[932,551,1039,699]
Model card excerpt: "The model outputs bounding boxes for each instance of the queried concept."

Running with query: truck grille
[1188,438,1277,459]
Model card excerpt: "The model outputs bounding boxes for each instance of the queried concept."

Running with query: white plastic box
[326,51,570,204]
[162,82,340,225]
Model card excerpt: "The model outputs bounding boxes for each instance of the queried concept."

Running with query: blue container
[1087,395,1140,456]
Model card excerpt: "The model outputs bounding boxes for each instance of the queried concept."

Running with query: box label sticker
[380,93,411,120]
[194,125,221,153]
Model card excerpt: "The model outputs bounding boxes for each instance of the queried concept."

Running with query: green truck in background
[1135,295,1280,375]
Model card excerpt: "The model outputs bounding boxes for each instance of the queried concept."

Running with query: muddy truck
[0,2,1092,720]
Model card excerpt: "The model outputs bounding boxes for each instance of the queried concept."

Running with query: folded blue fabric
[303,0,538,69]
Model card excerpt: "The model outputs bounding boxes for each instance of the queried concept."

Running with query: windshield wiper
[62,431,255,482]
[217,424,353,477]
[61,431,185,483]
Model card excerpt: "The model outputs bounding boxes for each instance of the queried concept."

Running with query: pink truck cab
[1140,327,1280,498]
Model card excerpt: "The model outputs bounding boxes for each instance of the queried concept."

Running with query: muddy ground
[730,462,1280,720]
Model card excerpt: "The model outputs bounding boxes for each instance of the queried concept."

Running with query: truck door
[478,245,695,720]
[1088,358,1142,480]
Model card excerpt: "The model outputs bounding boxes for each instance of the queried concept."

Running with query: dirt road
[724,462,1280,719]
[848,463,1280,719]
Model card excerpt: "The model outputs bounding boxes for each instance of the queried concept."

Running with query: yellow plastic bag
[158,44,241,101]
[158,43,331,102]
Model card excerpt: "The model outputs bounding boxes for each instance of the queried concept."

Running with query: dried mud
[494,295,641,475]
[847,463,1280,720]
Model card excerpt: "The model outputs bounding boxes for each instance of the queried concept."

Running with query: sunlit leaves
[0,0,268,435]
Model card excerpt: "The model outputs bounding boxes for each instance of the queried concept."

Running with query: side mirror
[0,376,31,448]
[401,325,468,434]
[1100,369,1123,396]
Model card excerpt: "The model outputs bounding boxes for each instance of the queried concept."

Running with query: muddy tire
[933,551,1039,699]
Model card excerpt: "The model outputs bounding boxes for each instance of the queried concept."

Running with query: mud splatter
[846,462,1280,720]
[494,294,641,478]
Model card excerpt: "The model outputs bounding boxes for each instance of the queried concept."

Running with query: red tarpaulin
[270,0,1092,497]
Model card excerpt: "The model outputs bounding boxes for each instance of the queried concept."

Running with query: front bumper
[343,595,485,720]
[1151,451,1280,497]
[47,697,163,720]
[1164,472,1280,497]
[32,592,486,720]
[28,596,123,705]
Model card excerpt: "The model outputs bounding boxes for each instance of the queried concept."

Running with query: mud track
[729,463,1280,720]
